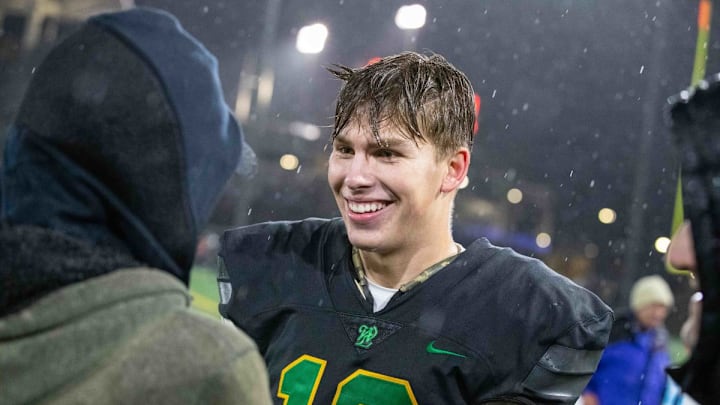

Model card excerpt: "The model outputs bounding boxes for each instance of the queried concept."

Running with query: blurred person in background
[582,275,675,405]
[0,8,271,404]
[218,51,612,404]
[662,74,720,404]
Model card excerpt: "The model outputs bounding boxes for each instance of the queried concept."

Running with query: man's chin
[346,232,382,252]
[348,239,380,252]
[344,219,396,252]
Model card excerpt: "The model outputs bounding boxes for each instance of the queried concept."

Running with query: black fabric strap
[521,344,603,402]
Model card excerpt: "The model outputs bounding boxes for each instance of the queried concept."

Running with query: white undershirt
[366,277,398,312]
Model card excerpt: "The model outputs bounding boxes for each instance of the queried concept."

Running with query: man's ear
[441,147,470,193]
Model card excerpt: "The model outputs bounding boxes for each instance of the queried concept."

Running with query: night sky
[3,0,719,322]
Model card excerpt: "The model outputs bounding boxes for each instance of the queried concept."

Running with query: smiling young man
[327,96,468,301]
[219,52,613,404]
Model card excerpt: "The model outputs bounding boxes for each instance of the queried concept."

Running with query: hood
[1,7,249,283]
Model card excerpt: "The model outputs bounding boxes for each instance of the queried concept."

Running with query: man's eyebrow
[370,135,419,151]
[333,133,350,143]
[333,132,413,147]
[377,137,411,147]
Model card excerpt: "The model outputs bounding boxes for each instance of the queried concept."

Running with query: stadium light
[654,236,671,254]
[296,23,328,54]
[506,188,523,204]
[598,208,617,224]
[395,4,426,30]
[536,232,552,248]
[280,154,300,171]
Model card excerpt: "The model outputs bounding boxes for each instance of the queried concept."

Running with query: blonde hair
[329,52,475,158]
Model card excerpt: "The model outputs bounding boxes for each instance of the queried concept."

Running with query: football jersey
[219,218,613,404]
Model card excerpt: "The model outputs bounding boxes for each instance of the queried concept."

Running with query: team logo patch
[338,314,402,355]
[355,325,379,348]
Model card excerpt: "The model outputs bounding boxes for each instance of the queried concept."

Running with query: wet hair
[328,52,476,158]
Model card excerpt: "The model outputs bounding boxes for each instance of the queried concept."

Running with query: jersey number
[278,354,418,405]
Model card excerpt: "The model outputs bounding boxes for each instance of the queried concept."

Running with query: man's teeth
[349,202,387,213]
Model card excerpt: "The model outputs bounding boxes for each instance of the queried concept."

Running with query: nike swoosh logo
[426,340,467,358]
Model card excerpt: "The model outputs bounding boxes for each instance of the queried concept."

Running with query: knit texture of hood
[1,7,247,286]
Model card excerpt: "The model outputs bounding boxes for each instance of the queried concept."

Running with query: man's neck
[357,238,460,289]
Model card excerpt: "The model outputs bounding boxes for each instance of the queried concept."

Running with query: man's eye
[377,149,396,158]
[335,145,353,154]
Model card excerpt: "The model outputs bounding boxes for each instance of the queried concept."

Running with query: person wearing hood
[0,7,271,405]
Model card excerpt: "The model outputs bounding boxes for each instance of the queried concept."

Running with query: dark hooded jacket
[0,8,270,404]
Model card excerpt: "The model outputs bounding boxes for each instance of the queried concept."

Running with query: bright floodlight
[296,23,328,54]
[279,154,300,171]
[536,232,552,249]
[395,4,426,30]
[288,121,321,141]
[654,236,671,254]
[506,188,523,204]
[598,208,617,224]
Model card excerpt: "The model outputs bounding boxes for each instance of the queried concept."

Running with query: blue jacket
[585,310,670,404]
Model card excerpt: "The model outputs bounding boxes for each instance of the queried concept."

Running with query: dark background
[1,0,716,338]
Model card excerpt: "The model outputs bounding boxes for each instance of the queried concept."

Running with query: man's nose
[666,221,697,271]
[344,154,374,189]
